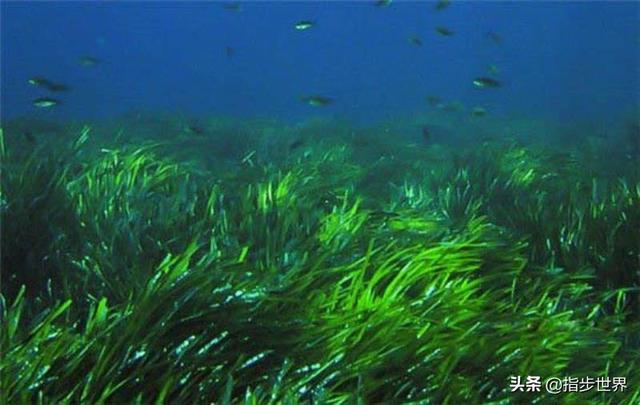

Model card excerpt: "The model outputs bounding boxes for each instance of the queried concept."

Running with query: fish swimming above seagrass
[33,97,60,108]
[222,2,242,12]
[408,35,423,46]
[473,77,501,88]
[427,95,442,107]
[301,95,333,107]
[435,26,455,36]
[486,30,502,44]
[78,56,101,67]
[435,0,450,11]
[28,77,70,92]
[295,20,315,31]
[374,0,392,7]
[471,107,488,117]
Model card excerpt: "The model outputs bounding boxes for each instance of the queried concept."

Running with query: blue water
[2,1,638,124]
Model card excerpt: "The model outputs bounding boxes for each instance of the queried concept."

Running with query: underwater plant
[1,116,639,403]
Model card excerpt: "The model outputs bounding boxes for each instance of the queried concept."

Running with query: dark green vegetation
[1,113,639,403]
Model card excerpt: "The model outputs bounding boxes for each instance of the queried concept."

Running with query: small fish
[486,31,502,44]
[301,95,333,107]
[222,2,242,12]
[295,20,315,31]
[427,95,442,107]
[471,107,487,117]
[186,124,204,136]
[289,139,305,150]
[374,0,392,6]
[33,97,60,108]
[435,26,455,36]
[78,56,101,67]
[487,64,500,75]
[28,77,50,87]
[473,77,501,88]
[46,83,70,92]
[408,35,423,46]
[28,77,70,92]
[225,46,235,58]
[435,0,450,11]
[422,126,431,143]
[23,130,36,144]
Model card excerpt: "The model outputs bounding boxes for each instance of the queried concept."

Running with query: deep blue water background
[2,1,638,124]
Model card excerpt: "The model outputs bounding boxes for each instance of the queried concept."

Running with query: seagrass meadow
[1,112,639,404]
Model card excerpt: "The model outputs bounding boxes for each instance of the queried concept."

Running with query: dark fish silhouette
[28,77,48,86]
[301,95,333,107]
[374,0,392,7]
[289,139,305,150]
[422,126,431,143]
[225,46,235,58]
[427,95,442,107]
[471,107,487,117]
[222,2,242,12]
[408,36,423,46]
[28,77,70,92]
[435,26,455,36]
[186,125,205,136]
[435,0,450,11]
[23,130,36,144]
[78,56,101,67]
[46,83,70,92]
[486,31,502,44]
[473,77,501,88]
